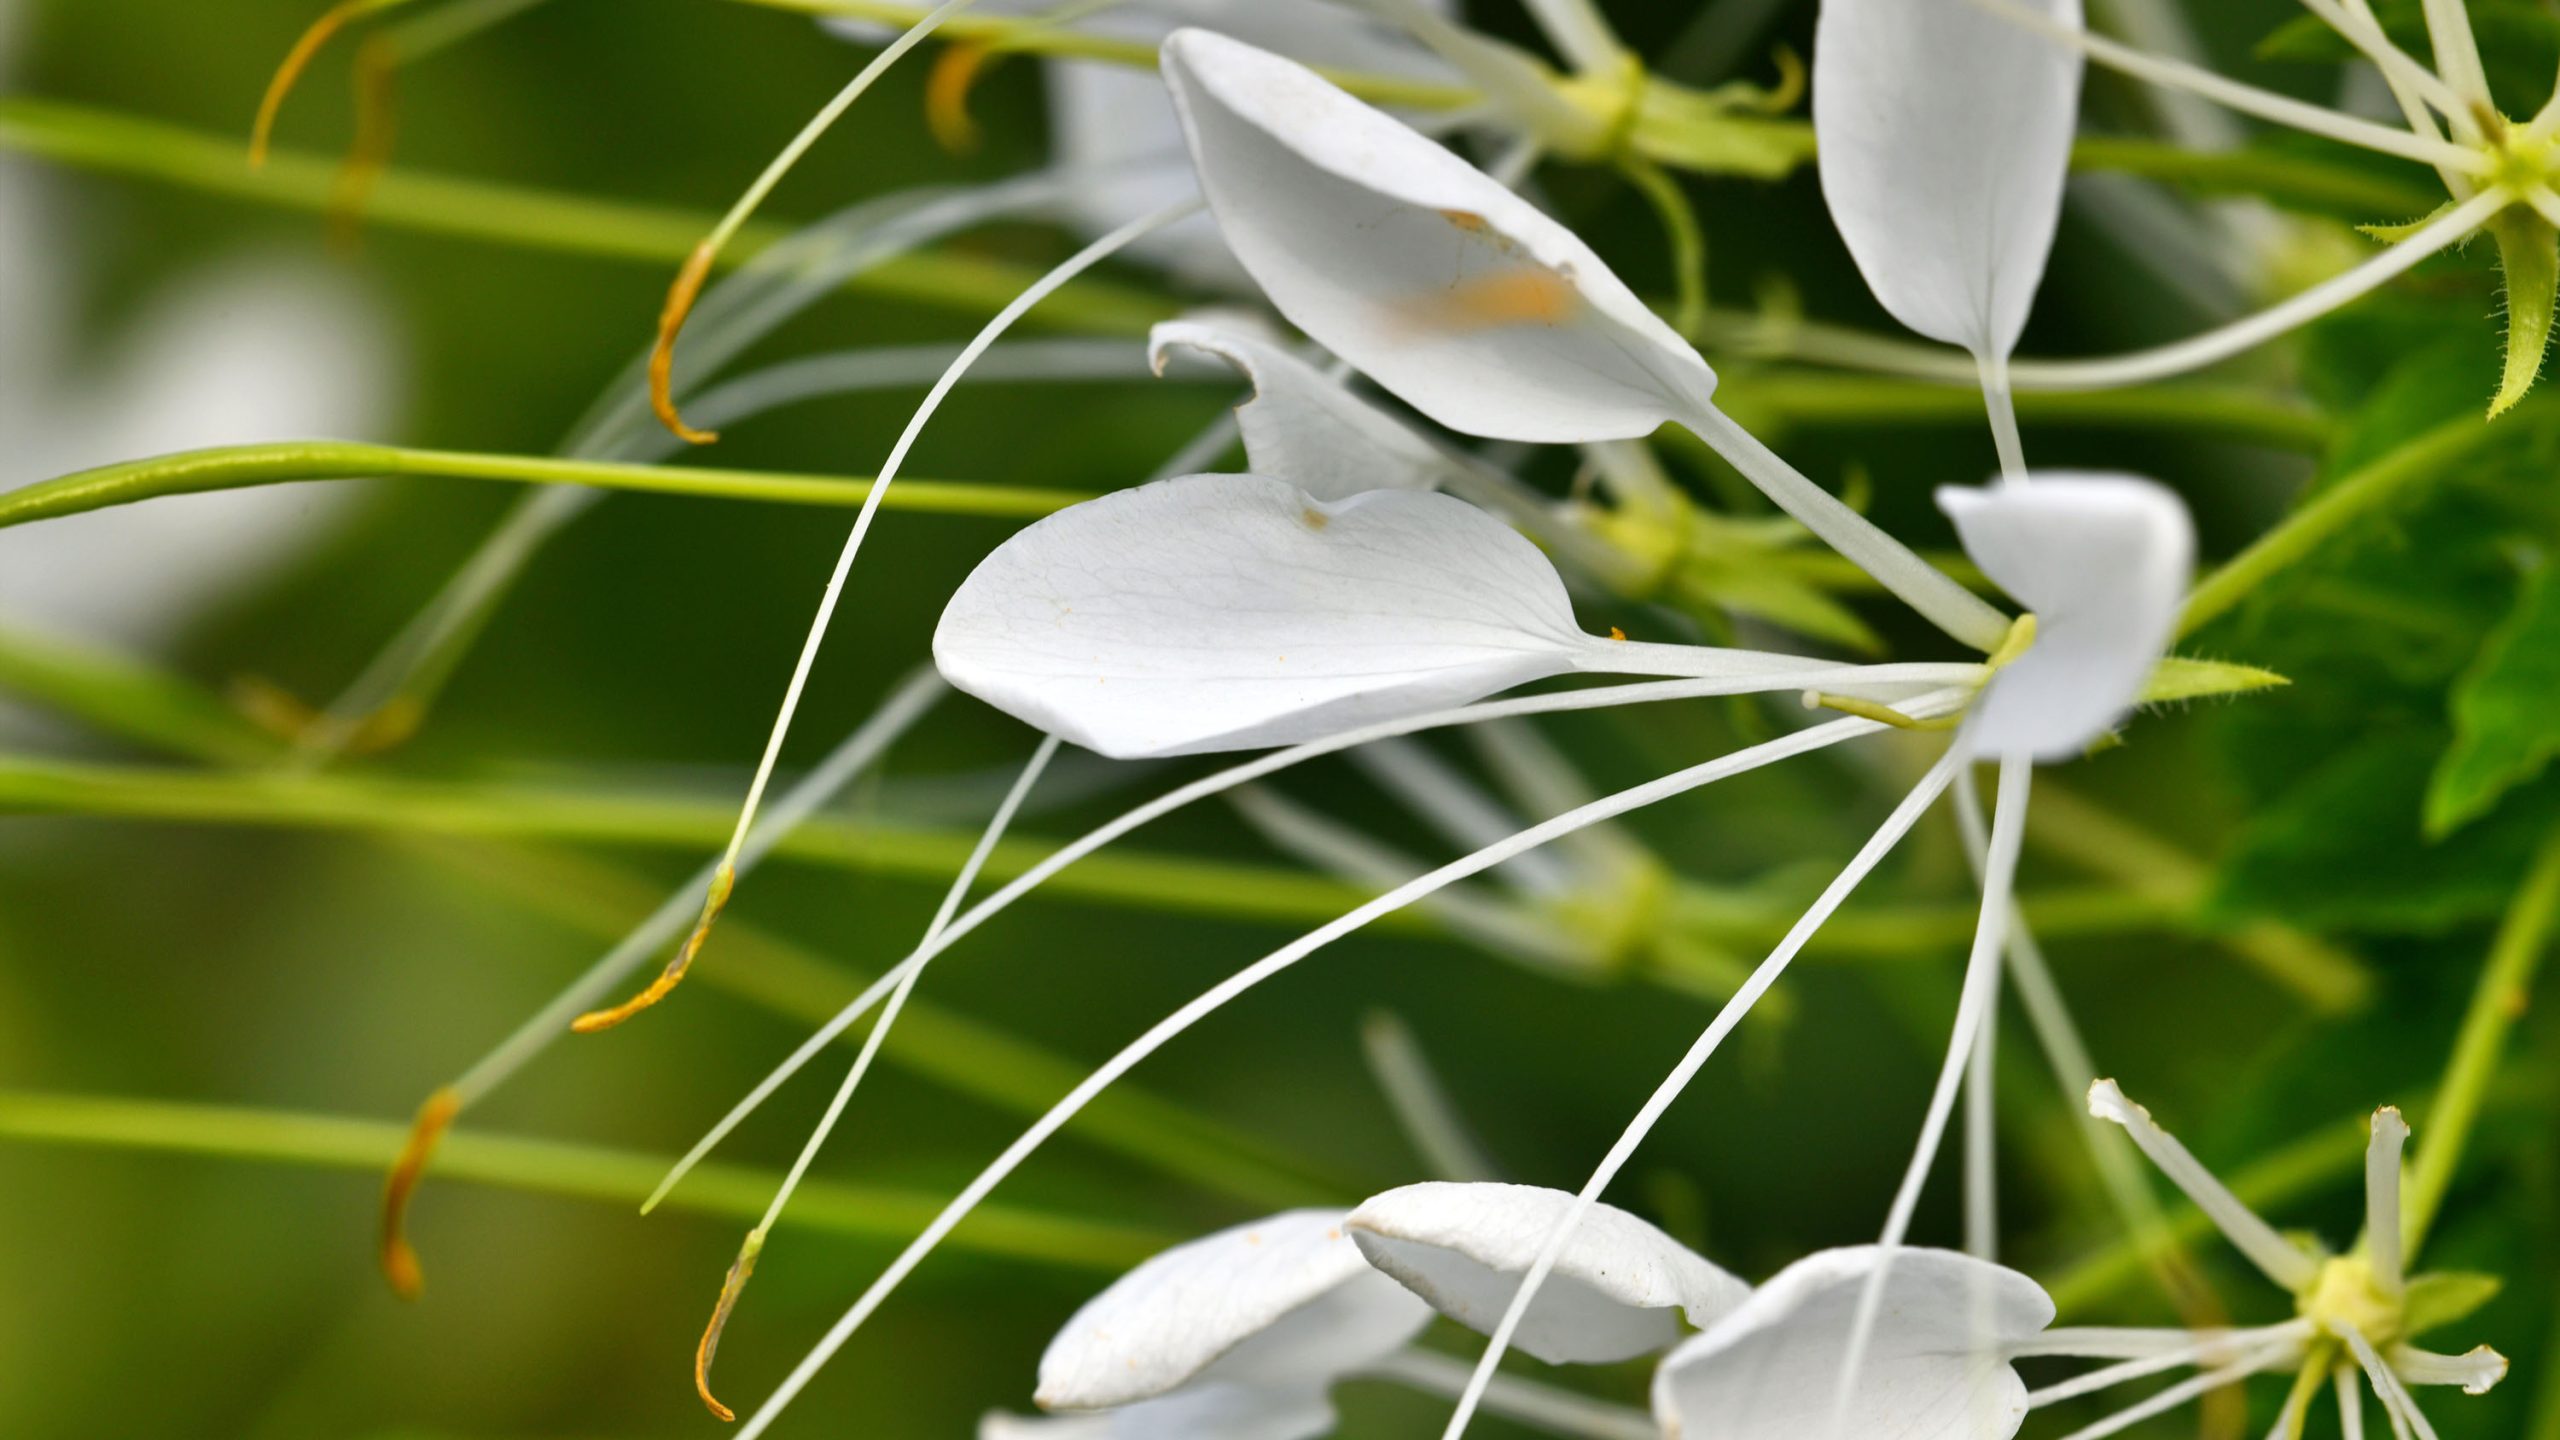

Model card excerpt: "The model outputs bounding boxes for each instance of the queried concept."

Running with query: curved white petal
[1349,1182,1750,1364]
[1161,28,1716,444]
[934,473,1593,758]
[1651,1247,2054,1440]
[986,1383,1337,1440]
[1937,474,2191,761]
[1036,1209,1430,1412]
[1151,318,1450,497]
[1813,0,2084,359]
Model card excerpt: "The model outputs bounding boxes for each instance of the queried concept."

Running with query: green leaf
[2486,211,2559,417]
[2429,564,2560,834]
[2401,1270,2505,1337]
[2212,731,2557,932]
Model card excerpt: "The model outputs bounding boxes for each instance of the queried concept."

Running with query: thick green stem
[0,1090,1170,1269]
[2402,824,2560,1258]
[0,441,1084,533]
[2181,409,2528,636]
[0,97,1174,335]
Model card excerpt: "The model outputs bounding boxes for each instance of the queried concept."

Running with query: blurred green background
[1,2,2554,1437]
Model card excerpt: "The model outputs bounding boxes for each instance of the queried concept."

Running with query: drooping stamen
[691,736,1057,1416]
[645,668,1968,1207]
[925,42,998,153]
[379,1086,459,1299]
[251,0,403,168]
[2050,1332,2306,1440]
[1435,745,1968,1440]
[648,0,981,443]
[378,677,941,1292]
[582,198,1195,1030]
[724,697,1970,1440]
[695,1231,763,1421]
[2364,1106,2410,1294]
[2088,1077,2323,1291]
[1832,748,2034,1438]
[571,865,731,1032]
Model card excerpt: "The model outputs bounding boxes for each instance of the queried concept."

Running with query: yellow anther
[1985,612,2039,672]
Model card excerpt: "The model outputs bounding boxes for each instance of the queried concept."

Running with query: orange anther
[380,1086,462,1299]
[252,0,373,168]
[695,1236,764,1422]
[572,865,733,1032]
[925,43,998,155]
[649,243,724,446]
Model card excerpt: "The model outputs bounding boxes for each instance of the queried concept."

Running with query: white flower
[1997,1082,2510,1440]
[1349,1181,1747,1364]
[1148,317,1452,498]
[994,1209,1432,1440]
[1653,1246,2056,1440]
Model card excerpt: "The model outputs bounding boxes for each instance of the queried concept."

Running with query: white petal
[1349,1182,1751,1364]
[1937,474,2192,761]
[1150,318,1449,498]
[1651,1246,2054,1440]
[934,473,1592,759]
[1035,1210,1432,1412]
[1813,0,2084,358]
[986,1383,1338,1440]
[1161,28,1717,443]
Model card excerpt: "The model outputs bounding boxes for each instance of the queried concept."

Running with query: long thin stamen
[1974,0,2491,173]
[2364,1106,2409,1293]
[2026,1321,2317,1406]
[1362,1012,1503,1183]
[646,669,1975,1204]
[1434,750,1967,1440]
[694,735,1057,1419]
[648,0,980,442]
[2417,0,2492,114]
[2087,1079,2322,1291]
[378,674,941,1294]
[1683,404,2013,651]
[1833,749,2033,1435]
[1977,350,2028,486]
[2298,0,2473,139]
[573,200,1197,1033]
[727,699,1968,1439]
[2052,1334,2306,1440]
[2338,1364,2369,1440]
[2010,189,2513,391]
[2342,1321,2442,1440]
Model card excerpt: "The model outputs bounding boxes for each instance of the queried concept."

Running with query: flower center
[2298,1255,2402,1348]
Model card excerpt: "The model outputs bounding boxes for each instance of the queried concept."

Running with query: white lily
[1349,1181,1748,1363]
[1653,1246,2056,1440]
[1822,0,2560,415]
[1954,1082,2513,1440]
[993,1208,1432,1440]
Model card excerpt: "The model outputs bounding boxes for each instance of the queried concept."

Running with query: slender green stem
[2402,824,2560,1258]
[1710,373,2332,452]
[0,97,1174,335]
[1618,155,1707,337]
[0,1090,1170,1269]
[2181,409,2529,637]
[0,441,1086,533]
[0,624,1353,1208]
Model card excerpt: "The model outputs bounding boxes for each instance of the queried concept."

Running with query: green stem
[0,96,1174,335]
[2402,824,2560,1259]
[1711,372,2331,452]
[2181,409,2527,637]
[0,441,1085,533]
[0,624,1352,1208]
[0,1090,1170,1269]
